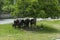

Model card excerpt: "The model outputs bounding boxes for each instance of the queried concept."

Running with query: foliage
[0,0,60,18]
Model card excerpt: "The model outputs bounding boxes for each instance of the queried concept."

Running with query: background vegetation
[0,0,60,18]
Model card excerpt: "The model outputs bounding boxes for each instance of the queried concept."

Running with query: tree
[0,0,4,13]
[38,0,60,18]
[2,0,60,19]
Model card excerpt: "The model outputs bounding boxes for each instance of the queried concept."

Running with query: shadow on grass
[13,24,59,33]
[22,24,59,33]
[36,26,58,33]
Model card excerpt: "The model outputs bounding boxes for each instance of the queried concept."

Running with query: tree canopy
[0,0,60,18]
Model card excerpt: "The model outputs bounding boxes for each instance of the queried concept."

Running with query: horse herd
[12,18,36,29]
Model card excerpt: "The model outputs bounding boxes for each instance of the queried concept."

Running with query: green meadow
[0,20,60,40]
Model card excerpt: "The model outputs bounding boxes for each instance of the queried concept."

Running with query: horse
[24,18,30,28]
[13,19,19,28]
[30,18,36,27]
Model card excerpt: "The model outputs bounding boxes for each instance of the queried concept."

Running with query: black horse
[24,18,30,28]
[13,19,19,28]
[30,18,36,27]
[19,19,25,28]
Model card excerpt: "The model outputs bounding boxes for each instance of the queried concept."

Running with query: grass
[0,20,60,40]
